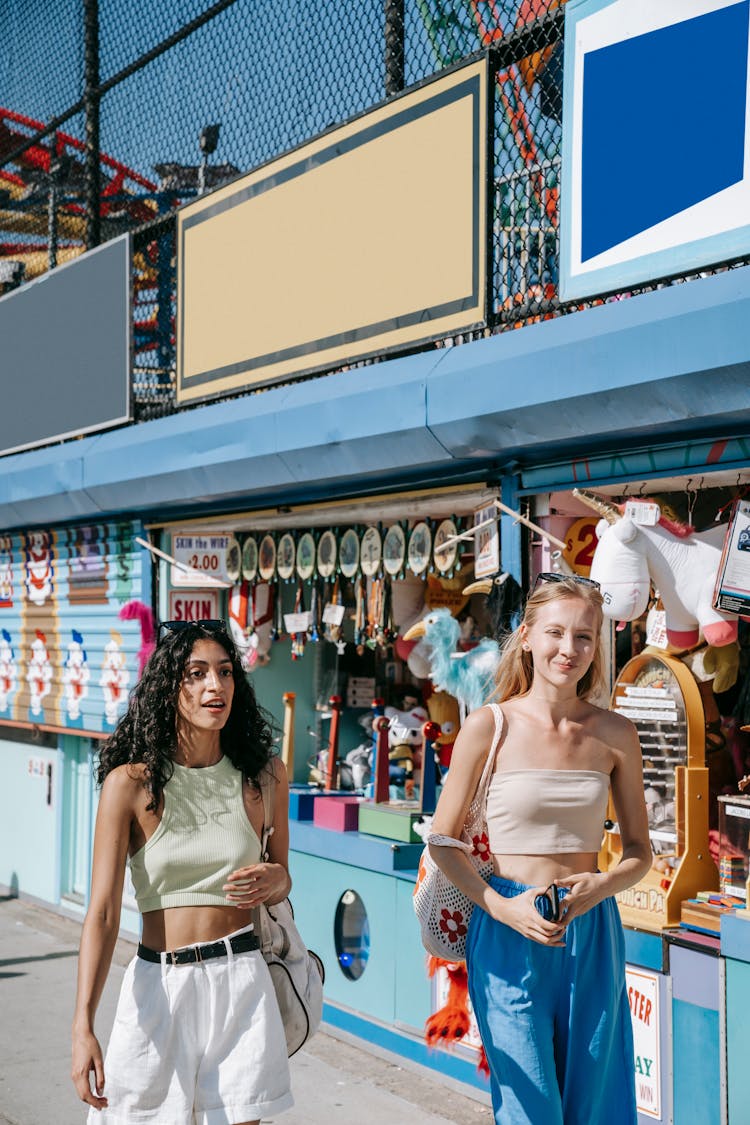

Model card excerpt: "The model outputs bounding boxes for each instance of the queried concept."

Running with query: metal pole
[384,0,405,97]
[47,180,58,270]
[84,0,101,250]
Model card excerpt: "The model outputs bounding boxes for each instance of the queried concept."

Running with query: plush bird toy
[404,608,500,713]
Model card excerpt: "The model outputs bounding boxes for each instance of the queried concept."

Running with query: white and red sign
[473,504,499,579]
[626,966,661,1118]
[170,532,238,588]
[168,590,221,622]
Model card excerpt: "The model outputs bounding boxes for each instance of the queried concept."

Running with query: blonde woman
[429,575,651,1125]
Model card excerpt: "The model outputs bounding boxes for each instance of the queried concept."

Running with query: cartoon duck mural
[63,628,90,727]
[0,629,18,717]
[99,629,131,729]
[27,628,53,719]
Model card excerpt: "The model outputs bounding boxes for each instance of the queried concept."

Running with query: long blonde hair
[492,577,606,703]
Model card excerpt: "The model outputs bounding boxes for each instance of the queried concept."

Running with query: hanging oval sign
[296,532,316,581]
[258,534,276,581]
[339,527,360,578]
[225,536,242,583]
[433,518,459,575]
[317,529,337,579]
[407,521,432,576]
[277,532,296,581]
[360,526,382,578]
[383,523,406,577]
[241,536,258,582]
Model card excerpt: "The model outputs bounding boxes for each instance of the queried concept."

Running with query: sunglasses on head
[532,572,601,593]
[158,619,226,643]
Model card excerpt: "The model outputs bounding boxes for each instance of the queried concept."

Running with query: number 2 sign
[562,517,599,577]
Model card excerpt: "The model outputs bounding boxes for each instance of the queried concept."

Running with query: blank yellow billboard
[177,57,488,402]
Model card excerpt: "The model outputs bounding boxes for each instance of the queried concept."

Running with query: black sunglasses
[158,619,226,643]
[532,572,601,592]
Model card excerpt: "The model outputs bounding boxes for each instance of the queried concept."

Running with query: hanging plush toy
[577,490,740,648]
[385,700,429,798]
[425,688,460,771]
[118,600,155,678]
[404,608,500,713]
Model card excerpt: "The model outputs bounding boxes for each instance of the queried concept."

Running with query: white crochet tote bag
[413,704,503,960]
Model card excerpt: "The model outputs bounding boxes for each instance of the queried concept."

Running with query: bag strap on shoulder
[258,764,278,857]
[476,703,504,792]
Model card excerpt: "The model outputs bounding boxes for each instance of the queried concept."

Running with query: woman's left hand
[554,872,609,923]
[223,862,288,908]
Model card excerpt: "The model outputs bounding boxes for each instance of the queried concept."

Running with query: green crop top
[128,755,262,912]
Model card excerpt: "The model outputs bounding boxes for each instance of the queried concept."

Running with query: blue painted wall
[0,734,60,902]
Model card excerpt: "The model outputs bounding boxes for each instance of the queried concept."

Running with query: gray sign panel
[0,235,131,456]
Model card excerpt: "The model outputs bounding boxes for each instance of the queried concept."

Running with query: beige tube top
[486,769,610,854]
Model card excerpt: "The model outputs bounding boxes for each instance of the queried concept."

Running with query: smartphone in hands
[534,883,561,922]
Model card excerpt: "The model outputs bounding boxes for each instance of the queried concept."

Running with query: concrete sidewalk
[0,897,491,1125]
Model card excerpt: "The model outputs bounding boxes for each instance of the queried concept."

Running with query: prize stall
[145,468,750,1117]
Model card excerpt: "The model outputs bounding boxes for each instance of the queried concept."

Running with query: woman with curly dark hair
[71,621,293,1124]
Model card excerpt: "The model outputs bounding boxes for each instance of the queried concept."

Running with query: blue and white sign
[561,0,750,300]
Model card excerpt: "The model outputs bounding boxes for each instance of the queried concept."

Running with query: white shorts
[89,924,293,1125]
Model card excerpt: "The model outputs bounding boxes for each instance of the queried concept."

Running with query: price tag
[284,611,311,633]
[170,532,237,587]
[624,501,661,525]
[323,603,346,626]
[473,505,499,579]
[645,609,668,649]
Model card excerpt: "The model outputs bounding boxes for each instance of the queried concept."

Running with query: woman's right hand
[491,887,567,947]
[71,1028,108,1110]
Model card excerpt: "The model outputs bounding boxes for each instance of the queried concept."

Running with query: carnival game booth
[148,469,750,1115]
[520,467,750,1125]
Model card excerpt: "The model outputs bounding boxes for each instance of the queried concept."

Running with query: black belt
[137,932,260,965]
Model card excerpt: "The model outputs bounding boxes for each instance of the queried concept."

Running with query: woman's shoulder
[461,704,499,737]
[250,753,287,788]
[100,762,152,809]
[584,701,639,750]
[267,754,288,784]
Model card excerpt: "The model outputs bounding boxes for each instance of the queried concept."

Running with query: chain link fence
[1,1,746,423]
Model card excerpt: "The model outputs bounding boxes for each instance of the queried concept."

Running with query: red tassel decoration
[424,956,490,1078]
[424,956,472,1046]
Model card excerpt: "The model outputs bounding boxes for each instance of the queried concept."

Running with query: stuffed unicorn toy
[575,490,738,648]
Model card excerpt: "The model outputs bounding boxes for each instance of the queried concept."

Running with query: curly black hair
[97,623,276,811]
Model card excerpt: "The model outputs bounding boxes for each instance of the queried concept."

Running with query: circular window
[334,889,370,980]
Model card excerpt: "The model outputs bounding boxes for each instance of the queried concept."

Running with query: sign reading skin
[561,0,750,300]
[177,57,488,402]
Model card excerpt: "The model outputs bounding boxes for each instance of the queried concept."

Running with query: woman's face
[176,638,235,734]
[522,596,598,690]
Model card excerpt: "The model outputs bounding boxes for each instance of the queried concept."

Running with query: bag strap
[258,766,277,859]
[425,704,503,849]
[475,702,504,795]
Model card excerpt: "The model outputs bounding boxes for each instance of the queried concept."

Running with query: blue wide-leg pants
[466,876,637,1125]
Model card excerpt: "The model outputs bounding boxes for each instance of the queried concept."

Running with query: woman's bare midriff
[492,851,599,886]
[140,904,255,951]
